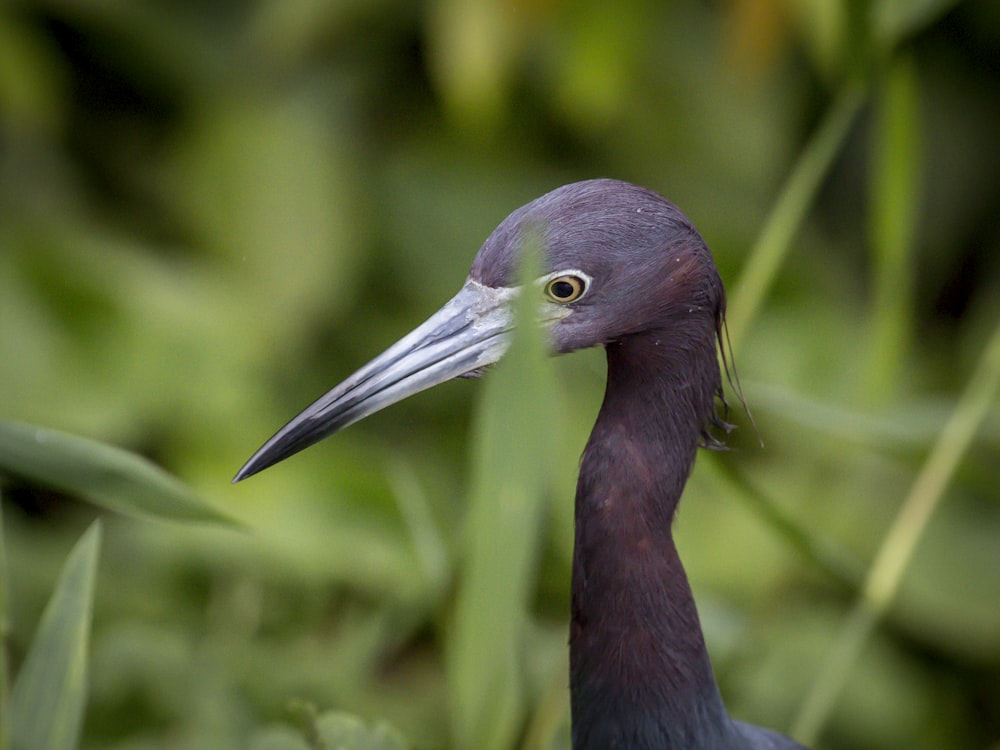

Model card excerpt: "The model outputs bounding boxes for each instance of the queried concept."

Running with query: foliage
[0,421,238,525]
[1,0,999,749]
[249,708,409,750]
[6,518,100,750]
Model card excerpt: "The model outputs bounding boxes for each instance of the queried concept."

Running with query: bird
[234,179,807,750]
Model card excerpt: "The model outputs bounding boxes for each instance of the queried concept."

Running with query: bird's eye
[544,274,587,304]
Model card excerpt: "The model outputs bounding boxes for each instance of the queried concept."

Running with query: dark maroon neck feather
[569,328,734,750]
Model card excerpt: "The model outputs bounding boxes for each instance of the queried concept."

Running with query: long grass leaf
[520,649,570,750]
[8,521,102,750]
[0,421,237,526]
[864,55,921,402]
[792,316,1000,743]
[728,83,866,350]
[747,382,967,448]
[448,236,559,750]
[707,455,862,590]
[387,457,450,602]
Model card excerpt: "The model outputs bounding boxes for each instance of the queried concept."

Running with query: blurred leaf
[314,711,409,750]
[387,457,451,603]
[0,421,237,526]
[169,86,362,332]
[250,707,410,750]
[707,454,862,589]
[874,0,964,48]
[447,236,561,750]
[728,82,866,350]
[783,0,847,78]
[425,0,523,130]
[894,498,1000,659]
[0,17,66,137]
[545,0,643,133]
[246,0,396,69]
[864,54,922,403]
[746,382,982,449]
[8,521,101,750]
[26,0,227,95]
[248,727,311,750]
[793,315,1000,744]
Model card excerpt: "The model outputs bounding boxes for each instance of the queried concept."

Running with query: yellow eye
[544,275,587,303]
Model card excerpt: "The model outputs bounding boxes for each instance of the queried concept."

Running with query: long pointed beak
[234,279,517,482]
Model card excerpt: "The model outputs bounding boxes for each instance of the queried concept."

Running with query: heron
[235,179,806,749]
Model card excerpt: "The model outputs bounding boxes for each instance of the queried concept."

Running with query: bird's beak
[234,279,518,482]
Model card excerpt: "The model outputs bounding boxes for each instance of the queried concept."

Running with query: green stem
[709,456,861,590]
[519,651,569,750]
[791,317,1000,743]
[864,55,921,403]
[728,82,867,351]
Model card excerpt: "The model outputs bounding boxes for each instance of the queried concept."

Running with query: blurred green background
[2,0,999,748]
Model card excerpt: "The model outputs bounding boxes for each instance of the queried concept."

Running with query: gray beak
[234,279,517,482]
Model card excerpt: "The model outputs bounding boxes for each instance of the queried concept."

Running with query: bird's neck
[570,330,732,750]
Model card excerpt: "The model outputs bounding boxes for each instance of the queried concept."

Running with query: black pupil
[551,280,576,299]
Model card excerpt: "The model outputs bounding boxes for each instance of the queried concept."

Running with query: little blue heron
[235,179,806,750]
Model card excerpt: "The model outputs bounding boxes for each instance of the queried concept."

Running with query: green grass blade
[747,381,958,449]
[727,82,866,351]
[792,316,1000,743]
[0,421,237,526]
[8,521,102,750]
[387,457,450,603]
[520,649,570,750]
[864,55,922,402]
[707,455,862,590]
[447,236,559,750]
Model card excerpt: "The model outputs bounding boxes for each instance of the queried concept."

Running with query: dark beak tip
[232,454,269,484]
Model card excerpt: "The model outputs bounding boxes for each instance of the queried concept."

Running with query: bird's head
[471,178,725,356]
[234,179,727,482]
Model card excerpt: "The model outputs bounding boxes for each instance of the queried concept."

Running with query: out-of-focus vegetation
[1,0,999,748]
